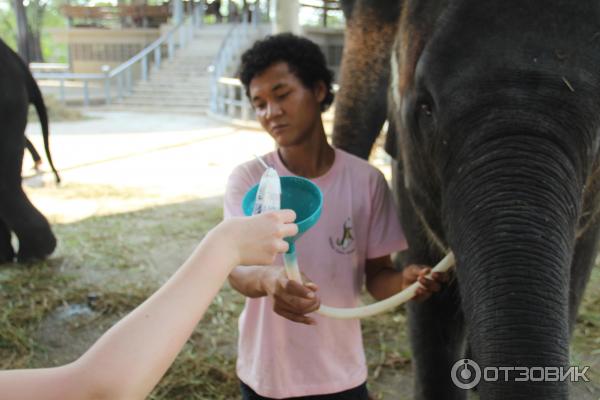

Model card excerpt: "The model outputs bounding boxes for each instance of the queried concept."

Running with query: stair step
[140,80,211,87]
[151,66,213,71]
[129,93,210,99]
[132,86,210,93]
[156,59,214,65]
[143,80,211,86]
[119,99,209,107]
[139,76,209,80]
[149,69,210,73]
[111,23,236,113]
[127,86,209,93]
[169,58,216,63]
[123,97,209,104]
[107,105,207,114]
[136,84,210,91]
[145,76,211,82]
[121,93,209,100]
[154,61,214,66]
[146,75,211,80]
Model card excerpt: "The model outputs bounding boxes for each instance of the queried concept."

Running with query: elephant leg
[408,282,466,400]
[0,112,56,262]
[568,218,600,333]
[0,188,57,262]
[0,218,15,263]
[392,160,466,399]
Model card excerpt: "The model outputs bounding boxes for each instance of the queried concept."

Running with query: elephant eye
[419,102,433,117]
[415,99,435,137]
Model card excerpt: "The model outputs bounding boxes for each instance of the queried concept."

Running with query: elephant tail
[25,67,61,184]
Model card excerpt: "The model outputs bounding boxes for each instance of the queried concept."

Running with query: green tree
[12,0,49,62]
[0,0,66,63]
[0,1,17,50]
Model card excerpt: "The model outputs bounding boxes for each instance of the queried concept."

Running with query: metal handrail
[108,11,199,77]
[33,8,203,106]
[31,72,104,80]
[108,33,169,77]
[209,9,266,125]
[211,24,237,77]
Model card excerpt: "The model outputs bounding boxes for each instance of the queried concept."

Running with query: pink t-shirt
[224,148,407,398]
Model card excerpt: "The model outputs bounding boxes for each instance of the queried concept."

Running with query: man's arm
[365,255,405,300]
[228,266,321,325]
[228,266,273,298]
[365,255,444,301]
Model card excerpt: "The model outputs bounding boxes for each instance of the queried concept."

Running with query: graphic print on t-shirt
[329,217,356,254]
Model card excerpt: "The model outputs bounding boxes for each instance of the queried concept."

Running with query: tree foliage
[0,0,66,62]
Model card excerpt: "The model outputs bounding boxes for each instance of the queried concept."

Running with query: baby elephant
[0,39,60,263]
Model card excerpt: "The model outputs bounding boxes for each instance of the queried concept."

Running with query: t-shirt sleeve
[366,170,408,259]
[224,165,255,220]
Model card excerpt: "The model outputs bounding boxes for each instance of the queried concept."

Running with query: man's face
[249,62,325,147]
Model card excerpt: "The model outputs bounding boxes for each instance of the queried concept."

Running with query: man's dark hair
[239,33,335,111]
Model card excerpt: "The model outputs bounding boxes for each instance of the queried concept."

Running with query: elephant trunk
[443,124,583,398]
[332,2,400,159]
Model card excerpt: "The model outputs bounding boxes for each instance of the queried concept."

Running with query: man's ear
[314,81,327,104]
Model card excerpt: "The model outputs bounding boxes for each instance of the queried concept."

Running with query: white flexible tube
[255,163,456,320]
[283,252,303,283]
[284,252,456,320]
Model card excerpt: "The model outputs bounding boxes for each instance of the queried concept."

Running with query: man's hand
[263,267,321,325]
[402,265,449,302]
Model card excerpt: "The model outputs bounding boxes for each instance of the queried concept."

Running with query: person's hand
[402,264,449,302]
[215,210,298,266]
[262,267,321,325]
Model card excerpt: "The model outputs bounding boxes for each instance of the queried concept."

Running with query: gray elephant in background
[0,38,60,263]
[334,0,600,399]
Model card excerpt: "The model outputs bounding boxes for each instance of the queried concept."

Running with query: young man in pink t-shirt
[224,34,445,400]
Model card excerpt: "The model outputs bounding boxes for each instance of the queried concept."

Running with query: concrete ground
[23,110,277,222]
[24,109,391,223]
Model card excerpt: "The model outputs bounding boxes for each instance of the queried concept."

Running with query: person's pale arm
[0,211,296,400]
[0,236,235,400]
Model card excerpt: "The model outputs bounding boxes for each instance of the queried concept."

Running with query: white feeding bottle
[252,157,281,215]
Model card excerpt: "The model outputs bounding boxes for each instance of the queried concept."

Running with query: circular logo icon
[451,359,481,390]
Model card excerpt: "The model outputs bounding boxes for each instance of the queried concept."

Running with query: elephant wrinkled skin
[334,1,600,399]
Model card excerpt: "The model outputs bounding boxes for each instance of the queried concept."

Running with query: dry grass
[149,287,245,400]
[28,95,89,122]
[0,262,148,369]
[0,184,243,398]
[1,182,599,399]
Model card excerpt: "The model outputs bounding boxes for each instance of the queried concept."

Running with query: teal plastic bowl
[242,176,323,253]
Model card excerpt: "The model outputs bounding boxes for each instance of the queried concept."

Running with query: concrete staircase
[112,24,231,114]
